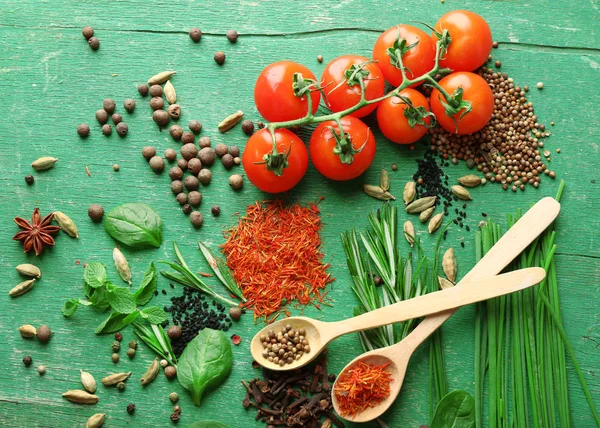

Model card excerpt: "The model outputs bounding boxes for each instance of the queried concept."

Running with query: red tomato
[310,116,376,181]
[254,61,320,122]
[320,55,385,118]
[377,88,431,145]
[430,72,494,135]
[242,128,308,193]
[433,10,492,72]
[372,25,436,87]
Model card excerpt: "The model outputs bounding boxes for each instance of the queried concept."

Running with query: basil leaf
[140,306,168,324]
[89,286,111,311]
[104,203,163,249]
[95,310,140,334]
[107,287,137,314]
[134,262,158,305]
[84,262,107,289]
[431,390,476,428]
[177,329,233,406]
[187,422,229,428]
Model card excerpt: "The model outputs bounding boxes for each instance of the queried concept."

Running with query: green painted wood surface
[1,1,599,426]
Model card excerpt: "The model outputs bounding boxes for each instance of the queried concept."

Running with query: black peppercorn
[127,403,136,414]
[189,28,202,43]
[214,51,226,65]
[123,98,136,112]
[23,356,33,367]
[88,37,100,50]
[211,205,220,216]
[188,120,202,134]
[182,204,192,215]
[101,124,112,136]
[82,26,94,40]
[138,84,149,97]
[103,98,116,114]
[226,29,239,43]
[116,122,128,137]
[149,85,163,97]
[241,119,254,135]
[77,123,90,138]
[25,175,35,185]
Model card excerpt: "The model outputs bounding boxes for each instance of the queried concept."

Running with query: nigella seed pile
[165,287,232,357]
[260,325,311,367]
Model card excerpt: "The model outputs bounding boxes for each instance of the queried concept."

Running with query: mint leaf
[107,287,137,314]
[84,262,107,289]
[62,299,80,317]
[140,306,168,324]
[89,286,110,311]
[134,262,157,306]
[95,310,140,334]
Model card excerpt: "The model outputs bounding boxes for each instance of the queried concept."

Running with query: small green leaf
[431,390,476,428]
[107,287,137,314]
[62,299,80,317]
[134,262,158,306]
[140,306,169,325]
[95,310,140,334]
[84,262,107,289]
[89,286,110,311]
[104,203,163,249]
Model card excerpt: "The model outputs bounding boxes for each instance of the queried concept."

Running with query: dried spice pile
[242,355,344,427]
[222,200,333,321]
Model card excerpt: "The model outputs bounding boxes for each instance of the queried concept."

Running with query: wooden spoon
[331,197,561,423]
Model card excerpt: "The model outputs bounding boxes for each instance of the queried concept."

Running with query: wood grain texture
[0,0,599,426]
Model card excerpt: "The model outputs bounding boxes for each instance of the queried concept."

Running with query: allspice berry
[169,167,183,181]
[221,153,234,169]
[111,113,123,125]
[88,204,104,222]
[170,125,184,141]
[88,37,100,50]
[149,85,163,97]
[103,99,116,114]
[150,97,164,111]
[96,109,109,125]
[188,120,202,134]
[190,211,203,227]
[211,205,220,216]
[138,84,149,97]
[165,148,177,162]
[229,174,243,190]
[177,159,188,171]
[149,156,165,173]
[77,123,90,138]
[229,145,240,157]
[184,175,199,191]
[153,110,170,127]
[182,204,192,215]
[142,146,157,160]
[36,325,52,343]
[214,51,226,65]
[101,124,112,136]
[189,28,202,43]
[123,99,136,113]
[181,143,198,160]
[164,366,177,380]
[168,104,181,120]
[82,26,94,40]
[229,307,242,321]
[198,148,216,165]
[171,180,183,194]
[241,120,254,135]
[116,122,128,137]
[188,191,202,206]
[198,136,211,148]
[187,158,202,174]
[181,131,195,145]
[167,325,182,340]
[198,169,212,185]
[226,29,239,43]
[176,193,188,206]
[215,143,229,158]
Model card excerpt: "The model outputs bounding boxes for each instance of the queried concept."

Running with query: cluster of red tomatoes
[243,10,494,193]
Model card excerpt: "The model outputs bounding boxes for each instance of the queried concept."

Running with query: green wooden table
[1,1,599,426]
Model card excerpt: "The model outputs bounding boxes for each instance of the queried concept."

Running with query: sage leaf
[95,310,140,334]
[187,422,230,428]
[107,287,137,314]
[84,262,107,289]
[177,329,233,406]
[140,306,168,324]
[104,203,163,249]
[431,390,476,428]
[134,263,158,305]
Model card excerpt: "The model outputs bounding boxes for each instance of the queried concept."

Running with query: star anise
[13,208,60,256]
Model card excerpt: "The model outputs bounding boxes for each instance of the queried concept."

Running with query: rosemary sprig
[198,241,246,302]
[133,321,177,368]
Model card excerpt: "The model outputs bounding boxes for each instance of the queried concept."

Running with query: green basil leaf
[107,287,137,314]
[89,287,111,311]
[62,299,80,317]
[431,390,476,428]
[84,262,107,289]
[140,306,168,324]
[95,310,140,334]
[187,422,229,428]
[177,329,232,406]
[134,262,158,306]
[104,203,163,249]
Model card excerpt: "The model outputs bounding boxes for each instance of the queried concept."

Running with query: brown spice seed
[88,37,100,50]
[214,51,226,65]
[189,28,202,43]
[82,26,94,40]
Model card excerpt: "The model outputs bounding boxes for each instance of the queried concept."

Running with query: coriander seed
[492,41,499,48]
[113,164,120,171]
[128,340,137,350]
[111,113,122,125]
[123,98,136,112]
[241,120,254,135]
[88,37,100,50]
[169,125,184,141]
[117,381,126,391]
[187,158,202,174]
[112,353,119,363]
[142,146,157,160]
[25,175,35,185]
[257,121,265,128]
[37,365,46,376]
[77,123,90,138]
[233,156,241,165]
[181,131,195,145]
[198,169,212,184]
[103,98,116,114]
[226,29,239,43]
[160,359,169,368]
[171,180,183,194]
[177,158,188,171]
[36,325,51,343]
[198,136,211,148]
[188,120,202,134]
[495,60,501,68]
[176,193,187,205]
[23,355,33,367]
[169,166,183,181]
[138,84,149,97]
[214,51,226,65]
[153,110,169,127]
[221,153,234,169]
[149,85,163,97]
[127,348,136,358]
[189,28,202,43]
[229,174,243,190]
[211,205,220,216]
[101,124,112,136]
[188,191,202,206]
[215,143,229,157]
[169,392,179,403]
[181,143,198,160]
[190,211,203,227]
[167,325,182,340]
[198,147,216,165]
[165,148,177,161]
[149,156,164,173]
[168,104,181,120]
[536,82,544,89]
[96,109,108,125]
[88,204,104,222]
[184,175,199,191]
[150,97,164,111]
[229,145,240,157]
[182,204,192,215]
[116,122,128,137]
[164,366,177,380]
[82,26,94,40]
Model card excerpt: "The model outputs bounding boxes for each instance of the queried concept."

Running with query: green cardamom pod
[147,70,176,85]
[218,110,244,133]
[101,371,132,386]
[80,370,97,394]
[451,185,472,201]
[403,182,416,205]
[53,211,79,238]
[406,196,436,214]
[380,169,390,191]
[140,358,159,386]
[164,80,177,104]
[9,279,35,297]
[428,213,444,234]
[15,263,41,279]
[62,390,99,404]
[113,247,132,285]
[457,174,482,187]
[403,221,415,247]
[31,156,58,171]
[18,324,37,338]
[442,248,457,283]
[363,184,395,201]
[86,413,105,428]
[419,207,435,223]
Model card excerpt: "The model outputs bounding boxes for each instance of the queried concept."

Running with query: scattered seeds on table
[168,104,181,120]
[229,145,240,157]
[184,175,199,191]
[101,124,112,136]
[149,85,163,97]
[171,180,183,194]
[198,147,216,165]
[226,29,239,43]
[80,370,97,393]
[187,158,202,174]
[495,60,501,68]
[211,205,220,216]
[123,98,136,112]
[380,169,390,191]
[95,109,108,124]
[127,403,136,414]
[221,154,234,169]
[451,185,472,201]
[176,193,187,206]
[165,148,177,161]
[111,353,119,363]
[403,221,415,247]
[150,96,164,110]
[37,365,46,376]
[198,136,211,148]
[419,206,435,223]
[16,264,41,279]
[113,247,132,284]
[160,359,169,368]
[229,174,243,190]
[138,84,149,97]
[537,82,544,89]
[111,113,122,125]
[189,28,202,42]
[102,372,131,386]
[25,175,35,185]
[442,248,457,283]
[181,143,198,160]
[9,279,35,297]
[190,211,203,227]
[169,167,183,181]
[149,156,165,173]
[147,71,176,86]
[140,358,160,386]
[88,204,104,222]
[428,213,443,234]
[171,413,180,423]
[77,123,90,138]
[218,110,244,132]
[142,146,157,160]
[18,324,37,338]
[116,122,128,137]
[233,156,241,165]
[32,156,58,171]
[88,37,100,50]
[36,325,51,342]
[188,120,202,134]
[169,392,179,403]
[82,26,94,40]
[62,390,99,405]
[214,51,226,65]
[317,54,324,63]
[23,356,32,367]
[181,131,195,145]
[215,143,228,157]
[164,366,177,380]
[86,413,105,428]
[229,307,241,321]
[127,348,136,358]
[164,81,177,104]
[53,211,79,238]
[153,110,169,127]
[188,191,202,206]
[103,99,116,114]
[198,169,212,184]
[241,119,254,135]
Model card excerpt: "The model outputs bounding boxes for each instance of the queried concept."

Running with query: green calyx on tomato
[343,62,373,87]
[292,72,319,99]
[325,124,365,165]
[386,36,419,72]
[438,86,473,131]
[396,95,436,129]
[253,129,292,177]
[423,22,452,57]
